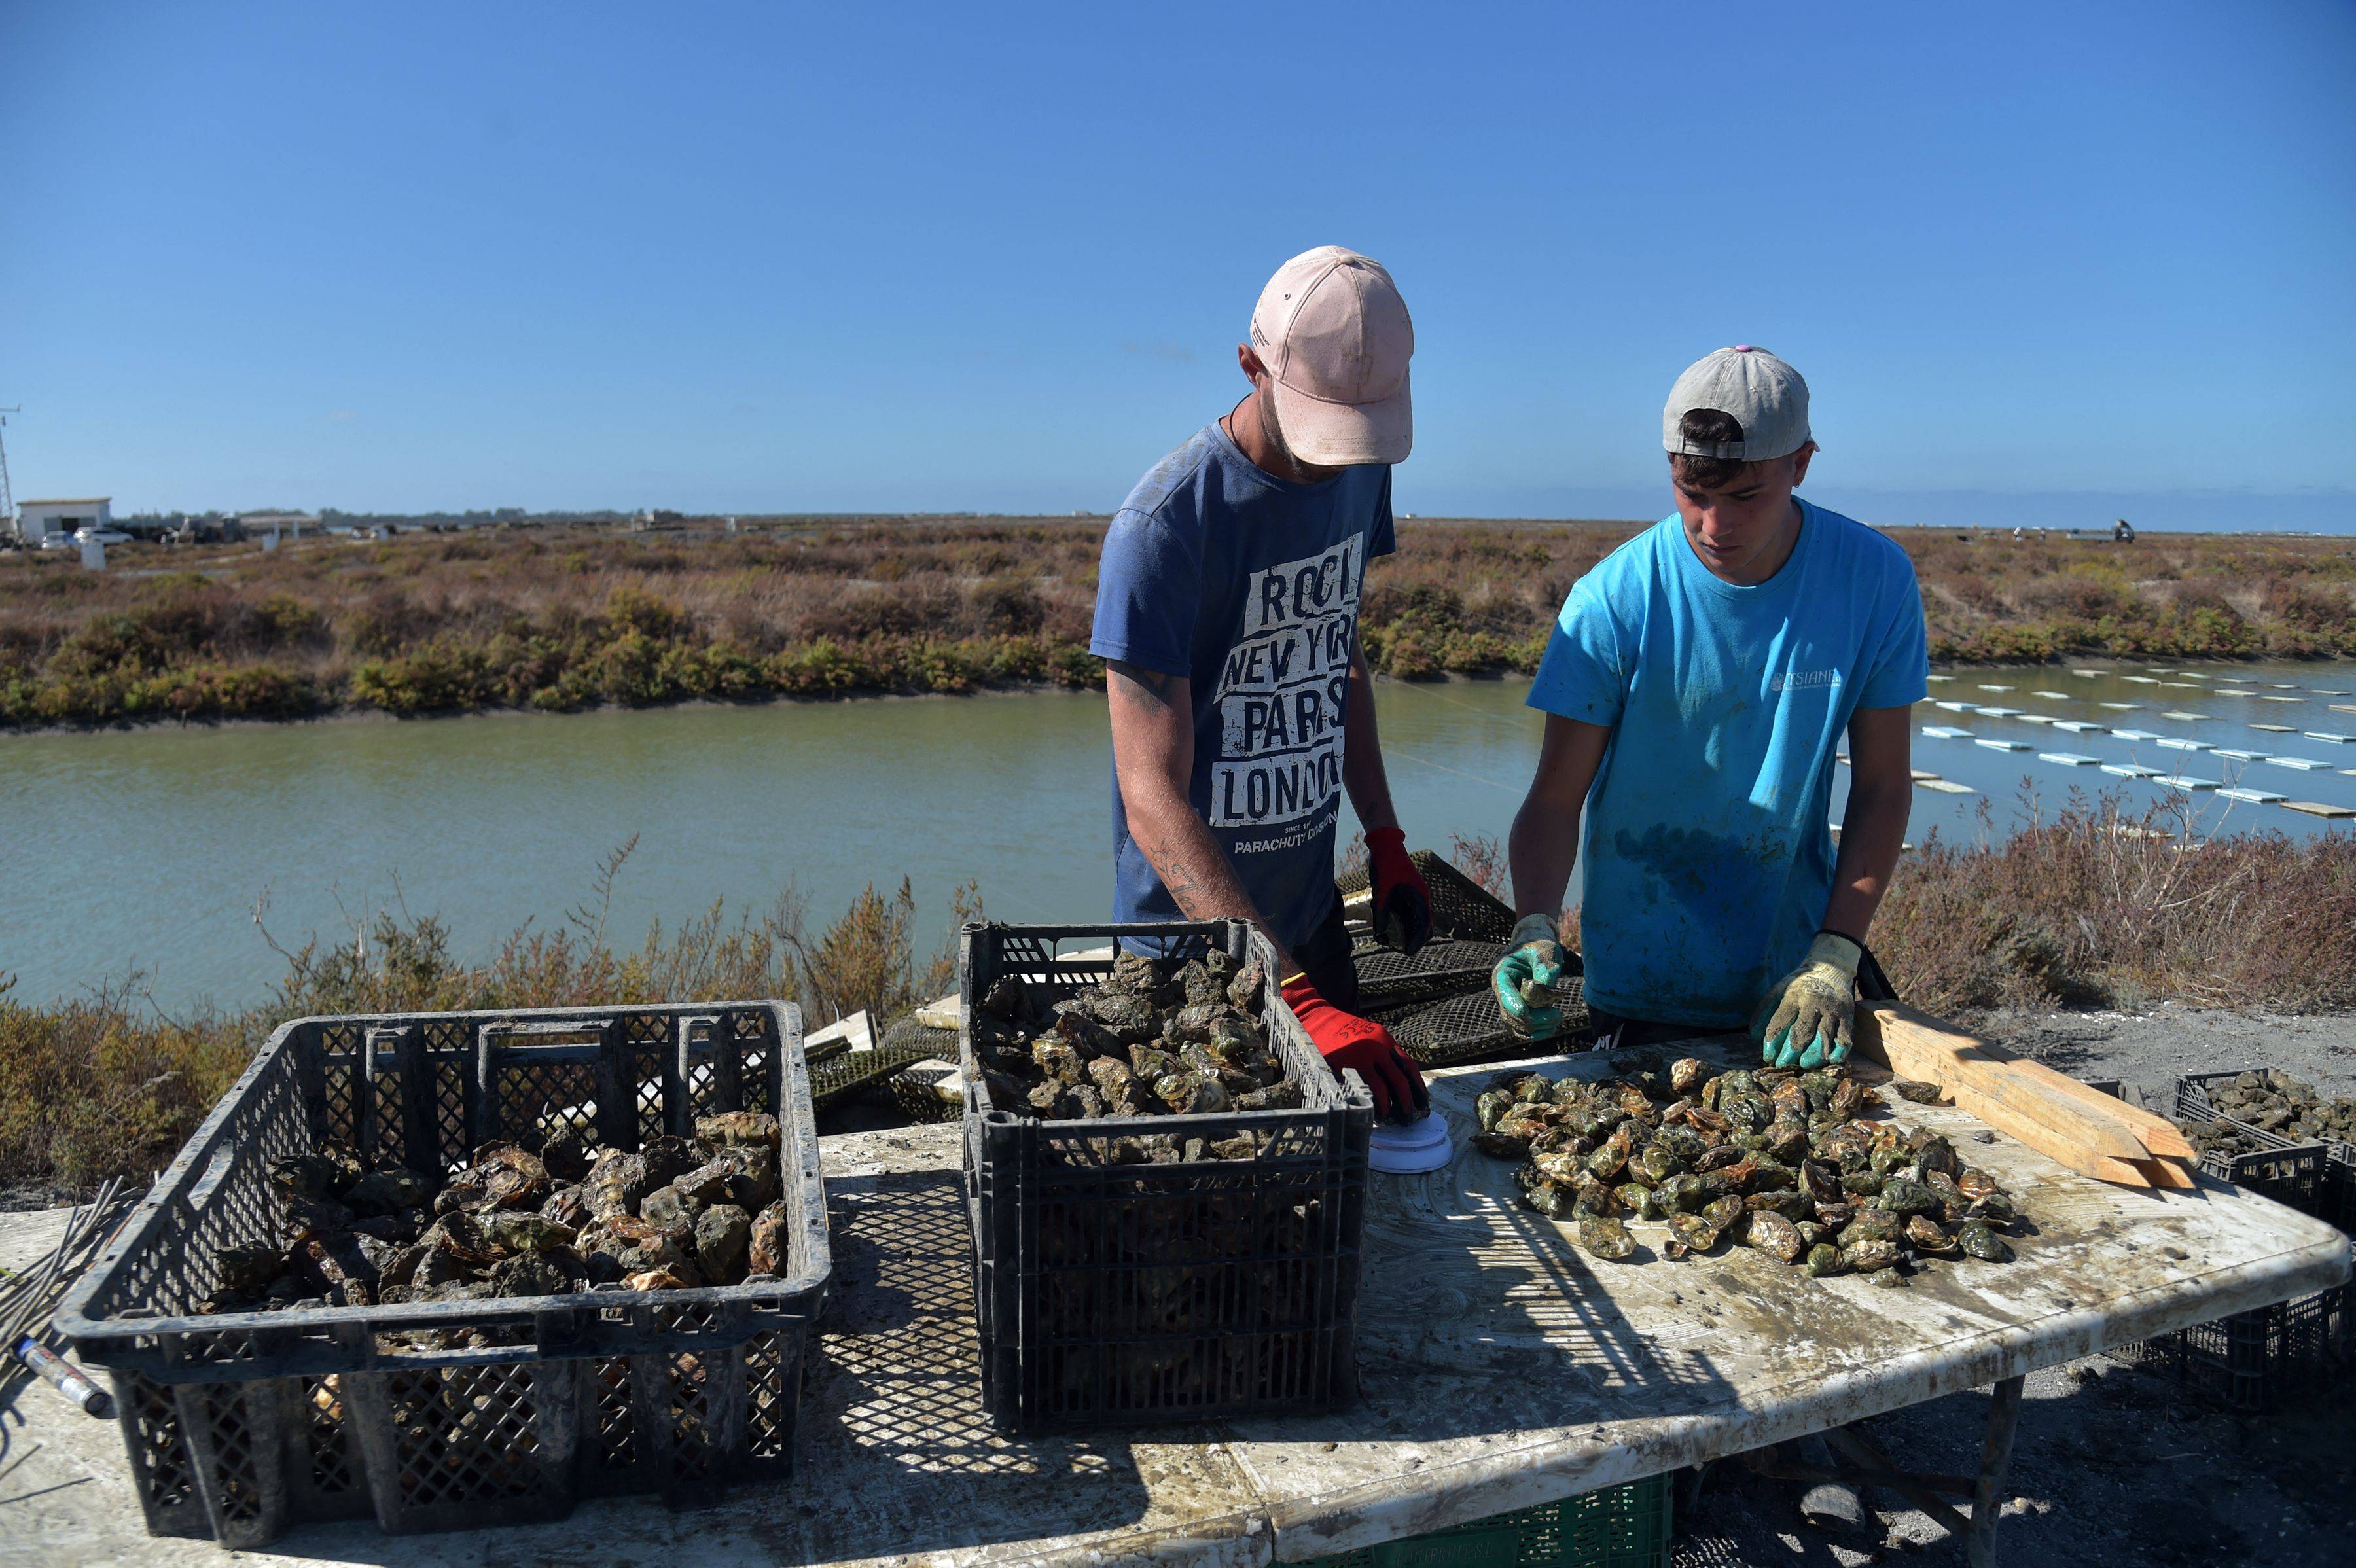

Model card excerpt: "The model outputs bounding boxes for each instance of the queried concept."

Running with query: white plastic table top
[1,1041,2345,1568]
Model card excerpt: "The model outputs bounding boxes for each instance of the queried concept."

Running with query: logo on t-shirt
[1207,536,1363,832]
[1770,668,1844,692]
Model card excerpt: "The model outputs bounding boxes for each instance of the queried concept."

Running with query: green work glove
[1492,912,1567,1040]
[1751,932,1863,1069]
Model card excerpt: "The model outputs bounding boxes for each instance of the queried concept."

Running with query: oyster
[1579,1215,1637,1260]
[696,1111,780,1149]
[1875,1178,1939,1216]
[1666,1212,1722,1253]
[1905,1215,1957,1254]
[215,1242,284,1294]
[1523,1179,1575,1220]
[1892,1078,1944,1105]
[1956,1220,2014,1262]
[348,1167,434,1217]
[1841,1238,1902,1273]
[1804,1242,1844,1277]
[1701,1194,1745,1234]
[1745,1211,1804,1263]
[694,1203,753,1283]
[747,1201,791,1276]
[1669,1057,1710,1097]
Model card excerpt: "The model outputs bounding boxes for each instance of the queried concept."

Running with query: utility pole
[0,407,18,539]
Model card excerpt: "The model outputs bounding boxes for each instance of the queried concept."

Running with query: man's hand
[1281,972,1427,1122]
[1492,912,1567,1040]
[1363,827,1431,955]
[1752,932,1861,1068]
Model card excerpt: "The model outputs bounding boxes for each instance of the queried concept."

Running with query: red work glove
[1281,972,1429,1123]
[1364,827,1432,956]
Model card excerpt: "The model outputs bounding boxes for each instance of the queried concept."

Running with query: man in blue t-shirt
[1492,347,1927,1067]
[1090,246,1434,1120]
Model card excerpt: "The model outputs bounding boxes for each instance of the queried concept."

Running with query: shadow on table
[1266,1049,1747,1449]
[792,1167,1189,1562]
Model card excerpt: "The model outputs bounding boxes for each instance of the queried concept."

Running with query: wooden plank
[2136,1157,2200,1192]
[1860,1006,2152,1163]
[1991,1056,2199,1160]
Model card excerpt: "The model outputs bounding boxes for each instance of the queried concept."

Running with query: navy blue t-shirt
[1090,421,1395,950]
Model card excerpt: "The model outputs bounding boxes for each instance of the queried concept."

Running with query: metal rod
[11,1339,112,1419]
[1967,1376,2027,1568]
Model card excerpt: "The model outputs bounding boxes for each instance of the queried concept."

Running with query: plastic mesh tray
[878,1017,961,1124]
[1378,974,1594,1069]
[1352,938,1508,1010]
[1337,851,1519,946]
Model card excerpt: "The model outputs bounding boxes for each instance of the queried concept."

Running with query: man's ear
[1789,442,1817,488]
[1238,344,1268,385]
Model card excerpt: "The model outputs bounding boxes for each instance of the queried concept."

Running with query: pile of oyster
[1476,1058,2026,1284]
[971,948,1304,1152]
[209,1111,794,1332]
[2179,1118,2287,1162]
[2195,1069,2356,1148]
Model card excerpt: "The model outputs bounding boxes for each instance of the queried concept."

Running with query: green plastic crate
[1297,1473,1672,1568]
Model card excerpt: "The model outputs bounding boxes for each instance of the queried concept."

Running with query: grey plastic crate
[960,919,1373,1433]
[55,1003,829,1546]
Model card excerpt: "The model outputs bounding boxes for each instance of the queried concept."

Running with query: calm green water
[4,664,2349,1009]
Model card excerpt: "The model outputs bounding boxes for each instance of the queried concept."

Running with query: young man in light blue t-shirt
[1491,347,1926,1067]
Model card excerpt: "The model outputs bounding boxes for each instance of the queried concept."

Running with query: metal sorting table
[3,1041,2347,1568]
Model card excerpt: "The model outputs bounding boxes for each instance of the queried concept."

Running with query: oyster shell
[1745,1211,1804,1263]
[1579,1215,1637,1260]
[1956,1220,2014,1262]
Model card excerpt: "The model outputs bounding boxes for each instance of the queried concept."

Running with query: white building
[16,497,111,544]
[240,512,323,541]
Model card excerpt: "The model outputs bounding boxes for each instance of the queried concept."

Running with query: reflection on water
[2,662,2347,1008]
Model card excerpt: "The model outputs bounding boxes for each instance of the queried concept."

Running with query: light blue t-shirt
[1527,500,1928,1029]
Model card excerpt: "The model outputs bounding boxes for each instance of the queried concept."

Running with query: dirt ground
[1673,1004,2356,1566]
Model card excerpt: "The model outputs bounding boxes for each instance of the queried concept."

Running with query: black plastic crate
[2158,1283,2354,1413]
[56,1003,829,1546]
[2174,1071,2334,1215]
[2105,1072,2346,1408]
[959,919,1372,1433]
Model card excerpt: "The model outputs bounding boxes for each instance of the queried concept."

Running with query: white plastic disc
[1368,1113,1454,1174]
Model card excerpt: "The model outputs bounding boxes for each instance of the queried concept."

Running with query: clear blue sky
[5,1,2353,529]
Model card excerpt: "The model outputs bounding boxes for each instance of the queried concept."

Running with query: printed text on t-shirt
[1209,537,1363,830]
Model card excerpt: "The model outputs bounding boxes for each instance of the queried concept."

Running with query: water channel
[4,663,2351,1009]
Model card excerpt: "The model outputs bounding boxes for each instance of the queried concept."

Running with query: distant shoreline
[5,518,2350,734]
[5,654,2351,741]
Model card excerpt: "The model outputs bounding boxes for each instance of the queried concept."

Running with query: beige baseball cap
[1249,246,1414,466]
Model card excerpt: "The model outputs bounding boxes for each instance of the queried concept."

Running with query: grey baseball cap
[1662,345,1812,462]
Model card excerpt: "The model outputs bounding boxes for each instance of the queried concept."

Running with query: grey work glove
[1750,932,1863,1069]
